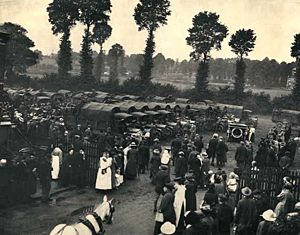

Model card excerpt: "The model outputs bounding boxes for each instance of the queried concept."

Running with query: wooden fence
[238,167,300,208]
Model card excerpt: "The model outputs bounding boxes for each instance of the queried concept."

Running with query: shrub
[273,95,300,111]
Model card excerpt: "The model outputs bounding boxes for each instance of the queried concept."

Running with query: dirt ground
[0,115,291,235]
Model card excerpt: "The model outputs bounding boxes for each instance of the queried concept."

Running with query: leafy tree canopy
[133,0,171,32]
[229,29,256,59]
[0,22,38,75]
[291,33,300,59]
[47,0,79,34]
[77,0,111,27]
[92,22,112,50]
[186,11,228,62]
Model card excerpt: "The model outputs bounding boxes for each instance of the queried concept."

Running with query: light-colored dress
[51,147,63,180]
[95,156,112,190]
[174,185,186,227]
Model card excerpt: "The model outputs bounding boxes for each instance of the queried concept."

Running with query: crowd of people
[149,148,299,235]
[1,87,300,235]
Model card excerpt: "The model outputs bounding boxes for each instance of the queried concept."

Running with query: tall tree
[77,0,111,81]
[186,11,228,96]
[134,0,171,83]
[0,23,38,80]
[291,34,300,101]
[92,22,112,81]
[229,29,256,96]
[47,0,79,79]
[108,43,125,85]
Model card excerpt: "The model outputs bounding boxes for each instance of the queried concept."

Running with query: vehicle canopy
[215,103,244,117]
[57,89,71,96]
[79,102,121,129]
[36,96,51,104]
[175,98,190,104]
[114,112,134,122]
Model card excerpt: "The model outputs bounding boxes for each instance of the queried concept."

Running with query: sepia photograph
[0,0,300,234]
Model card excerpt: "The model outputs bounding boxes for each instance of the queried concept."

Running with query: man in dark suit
[175,151,188,178]
[208,133,219,166]
[37,155,52,203]
[235,187,257,235]
[235,141,248,168]
[154,165,170,212]
[217,194,234,235]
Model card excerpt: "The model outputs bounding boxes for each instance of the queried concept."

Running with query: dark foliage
[195,61,209,96]
[186,11,228,95]
[57,31,72,79]
[214,87,273,114]
[77,0,112,81]
[108,43,125,85]
[80,29,94,81]
[139,29,155,83]
[92,22,112,81]
[229,29,256,95]
[291,34,300,101]
[234,60,246,97]
[273,95,300,111]
[121,77,178,97]
[47,0,79,78]
[134,0,171,82]
[0,23,39,80]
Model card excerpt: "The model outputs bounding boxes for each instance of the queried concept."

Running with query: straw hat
[241,187,252,197]
[213,133,219,138]
[262,209,277,222]
[295,202,300,210]
[160,222,176,235]
[0,159,7,165]
[130,142,137,147]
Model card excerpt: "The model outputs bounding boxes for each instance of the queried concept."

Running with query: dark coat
[235,145,248,165]
[266,148,277,167]
[217,203,234,233]
[159,192,176,224]
[235,197,257,227]
[138,140,150,165]
[155,170,170,194]
[150,153,161,180]
[208,138,218,158]
[216,141,228,162]
[203,191,218,207]
[185,180,197,211]
[125,148,138,179]
[194,138,204,153]
[189,156,201,178]
[175,156,188,177]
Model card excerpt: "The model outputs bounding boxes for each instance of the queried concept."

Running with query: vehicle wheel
[231,127,243,139]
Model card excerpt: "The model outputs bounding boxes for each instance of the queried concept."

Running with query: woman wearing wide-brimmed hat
[256,209,277,235]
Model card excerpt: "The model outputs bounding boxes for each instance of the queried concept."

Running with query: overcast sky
[1,0,300,62]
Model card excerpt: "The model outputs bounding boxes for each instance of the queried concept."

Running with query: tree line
[1,0,299,102]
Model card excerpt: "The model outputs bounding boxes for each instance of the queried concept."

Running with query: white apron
[51,155,60,179]
[174,185,186,227]
[95,157,112,190]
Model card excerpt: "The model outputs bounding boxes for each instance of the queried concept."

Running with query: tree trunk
[109,55,119,85]
[234,58,246,97]
[195,61,209,96]
[292,58,300,101]
[80,25,93,81]
[58,30,72,79]
[94,47,105,82]
[139,28,155,83]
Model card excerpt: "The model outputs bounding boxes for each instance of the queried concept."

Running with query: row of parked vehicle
[3,88,259,141]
